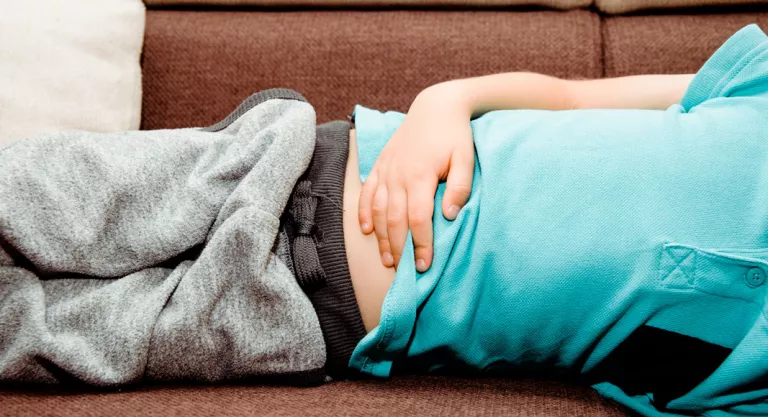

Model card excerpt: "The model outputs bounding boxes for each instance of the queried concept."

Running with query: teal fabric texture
[349,25,768,417]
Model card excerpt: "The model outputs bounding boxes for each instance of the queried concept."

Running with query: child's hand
[358,83,475,272]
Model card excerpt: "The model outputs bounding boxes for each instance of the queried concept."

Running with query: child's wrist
[414,80,474,118]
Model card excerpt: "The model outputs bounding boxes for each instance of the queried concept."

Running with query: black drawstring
[288,180,327,292]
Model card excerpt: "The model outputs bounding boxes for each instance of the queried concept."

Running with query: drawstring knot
[289,180,327,292]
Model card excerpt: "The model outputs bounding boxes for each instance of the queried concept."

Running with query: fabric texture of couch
[3,1,768,416]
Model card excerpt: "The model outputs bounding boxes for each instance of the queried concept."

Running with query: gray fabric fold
[0,92,326,386]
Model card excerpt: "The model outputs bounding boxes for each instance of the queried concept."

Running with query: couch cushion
[0,0,145,148]
[604,15,768,77]
[0,376,631,416]
[597,0,767,14]
[141,9,601,129]
[143,0,591,9]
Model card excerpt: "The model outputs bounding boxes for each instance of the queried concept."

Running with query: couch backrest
[140,7,768,130]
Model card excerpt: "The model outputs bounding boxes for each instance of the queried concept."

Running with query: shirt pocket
[645,241,768,411]
[658,241,768,306]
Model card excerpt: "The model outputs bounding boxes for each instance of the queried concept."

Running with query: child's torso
[349,97,768,415]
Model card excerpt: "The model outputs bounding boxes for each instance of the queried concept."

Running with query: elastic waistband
[281,120,367,380]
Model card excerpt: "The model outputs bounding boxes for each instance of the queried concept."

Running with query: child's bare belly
[343,128,396,332]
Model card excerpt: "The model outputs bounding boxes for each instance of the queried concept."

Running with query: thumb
[442,147,474,220]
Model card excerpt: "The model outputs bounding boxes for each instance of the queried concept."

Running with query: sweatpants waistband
[281,119,368,381]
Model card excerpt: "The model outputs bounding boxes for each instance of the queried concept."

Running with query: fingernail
[416,258,426,271]
[382,252,393,265]
[447,205,460,219]
[361,222,369,231]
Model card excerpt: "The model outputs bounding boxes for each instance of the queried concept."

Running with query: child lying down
[1,23,767,417]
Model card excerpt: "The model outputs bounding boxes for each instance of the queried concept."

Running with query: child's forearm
[419,72,696,118]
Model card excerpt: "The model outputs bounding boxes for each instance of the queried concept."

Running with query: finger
[358,169,378,234]
[372,184,393,267]
[387,184,408,269]
[442,147,475,220]
[407,176,437,273]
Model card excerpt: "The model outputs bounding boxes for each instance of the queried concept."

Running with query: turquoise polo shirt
[349,24,768,417]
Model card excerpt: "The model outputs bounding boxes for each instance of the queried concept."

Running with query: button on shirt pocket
[745,267,766,288]
[659,242,768,304]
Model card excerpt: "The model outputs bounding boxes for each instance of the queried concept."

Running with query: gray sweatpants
[0,89,327,386]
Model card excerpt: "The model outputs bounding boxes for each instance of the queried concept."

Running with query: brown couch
[3,2,768,415]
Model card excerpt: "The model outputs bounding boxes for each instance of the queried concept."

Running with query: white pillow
[0,0,145,148]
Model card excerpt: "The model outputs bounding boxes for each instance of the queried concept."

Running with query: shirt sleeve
[680,24,768,111]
